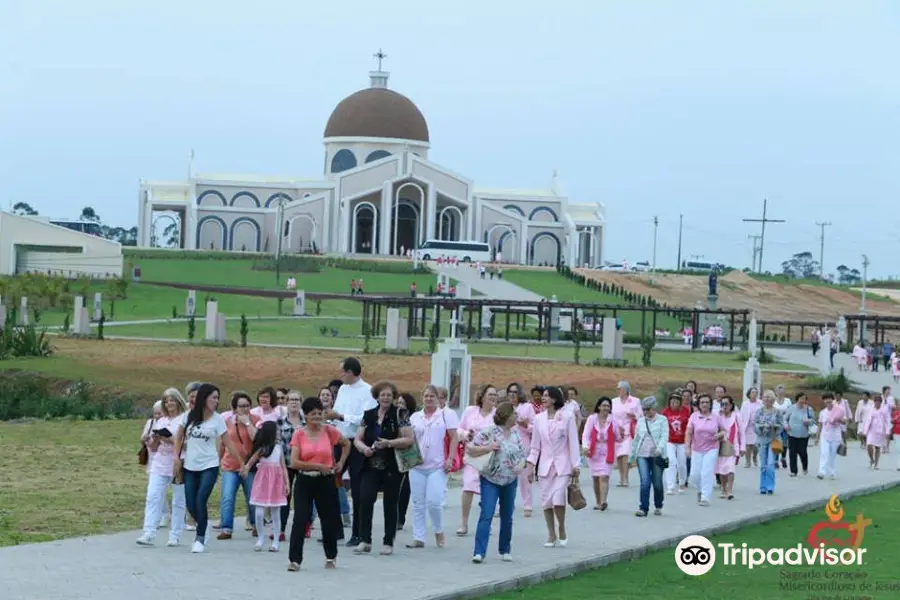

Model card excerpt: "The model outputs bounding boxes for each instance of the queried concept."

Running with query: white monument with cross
[742,312,762,400]
[430,310,472,416]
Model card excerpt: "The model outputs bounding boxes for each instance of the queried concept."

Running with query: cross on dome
[373,48,388,71]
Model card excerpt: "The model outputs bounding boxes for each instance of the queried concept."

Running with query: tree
[80,206,100,222]
[835,264,862,285]
[781,251,820,279]
[12,202,38,216]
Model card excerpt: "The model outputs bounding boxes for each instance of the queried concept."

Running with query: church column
[426,185,437,242]
[520,223,529,266]
[143,193,153,247]
[592,226,602,267]
[380,182,392,255]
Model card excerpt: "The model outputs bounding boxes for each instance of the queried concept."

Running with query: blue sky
[2,1,897,276]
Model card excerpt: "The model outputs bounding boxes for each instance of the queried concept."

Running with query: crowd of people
[137,361,900,569]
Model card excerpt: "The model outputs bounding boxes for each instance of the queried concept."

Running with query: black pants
[280,468,297,533]
[787,436,809,475]
[885,356,891,370]
[872,356,879,372]
[289,474,340,565]
[358,467,401,546]
[398,472,410,527]
[812,342,819,356]
[344,444,365,539]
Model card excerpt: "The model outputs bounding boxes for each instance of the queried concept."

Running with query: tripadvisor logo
[674,495,871,576]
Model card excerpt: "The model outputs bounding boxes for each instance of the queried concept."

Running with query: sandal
[593,505,602,511]
[405,541,425,549]
[325,559,336,569]
[600,502,608,511]
[287,562,300,572]
[435,533,445,548]
[455,528,468,537]
[353,543,372,554]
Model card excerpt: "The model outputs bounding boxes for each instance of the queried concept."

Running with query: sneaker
[472,554,483,564]
[158,516,169,529]
[216,532,232,540]
[191,541,205,553]
[501,554,513,562]
[345,536,360,547]
[136,534,154,546]
[186,524,196,532]
[166,538,179,547]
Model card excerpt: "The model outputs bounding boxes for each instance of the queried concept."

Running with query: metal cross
[449,311,459,339]
[373,48,387,71]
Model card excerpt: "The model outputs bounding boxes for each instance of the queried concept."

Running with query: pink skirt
[586,448,613,477]
[714,455,738,476]
[249,463,287,507]
[539,464,569,509]
[615,436,633,458]
[865,430,888,448]
[462,464,481,494]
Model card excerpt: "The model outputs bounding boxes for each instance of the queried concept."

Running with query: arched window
[365,150,392,163]
[331,149,358,173]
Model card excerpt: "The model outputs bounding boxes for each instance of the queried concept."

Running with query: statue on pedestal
[708,270,718,296]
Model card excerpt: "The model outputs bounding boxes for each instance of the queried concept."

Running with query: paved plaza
[2,445,898,600]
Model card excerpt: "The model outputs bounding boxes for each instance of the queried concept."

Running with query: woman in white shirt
[174,383,246,554]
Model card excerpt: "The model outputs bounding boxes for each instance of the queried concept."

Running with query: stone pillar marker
[743,312,763,399]
[205,301,219,341]
[185,290,196,317]
[385,307,409,350]
[602,317,623,360]
[216,312,227,342]
[455,282,471,299]
[93,292,103,320]
[19,296,28,325]
[73,296,85,333]
[293,290,306,316]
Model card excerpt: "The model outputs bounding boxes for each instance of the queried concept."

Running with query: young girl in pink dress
[714,396,744,500]
[456,385,497,536]
[245,421,290,552]
[581,397,622,511]
[739,387,761,467]
[862,396,892,470]
[508,382,536,517]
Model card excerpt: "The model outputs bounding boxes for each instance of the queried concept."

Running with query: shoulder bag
[442,409,464,472]
[567,477,587,510]
[807,408,818,436]
[138,419,153,466]
[394,412,423,473]
[463,428,495,473]
[644,418,670,469]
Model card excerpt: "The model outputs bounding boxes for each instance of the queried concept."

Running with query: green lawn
[488,488,900,600]
[96,318,811,371]
[503,270,682,333]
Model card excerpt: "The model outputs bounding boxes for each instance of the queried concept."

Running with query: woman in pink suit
[612,381,641,487]
[455,384,498,536]
[714,396,744,500]
[739,387,761,468]
[507,382,536,517]
[581,396,622,511]
[862,395,891,470]
[526,386,580,548]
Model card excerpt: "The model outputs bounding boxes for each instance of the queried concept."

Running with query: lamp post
[860,254,869,343]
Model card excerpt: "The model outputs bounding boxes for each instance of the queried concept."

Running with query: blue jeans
[758,442,776,493]
[220,470,255,532]
[183,467,219,541]
[474,477,517,558]
[637,457,665,513]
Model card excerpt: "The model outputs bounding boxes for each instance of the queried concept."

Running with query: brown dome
[324,88,429,142]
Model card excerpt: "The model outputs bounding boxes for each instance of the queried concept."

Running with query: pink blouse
[611,395,641,439]
[688,412,720,453]
[718,412,744,454]
[514,402,536,449]
[458,405,496,441]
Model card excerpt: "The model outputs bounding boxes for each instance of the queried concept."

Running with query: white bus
[415,240,492,263]
[681,260,721,272]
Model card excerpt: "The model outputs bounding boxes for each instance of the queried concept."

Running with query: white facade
[0,211,124,277]
[137,68,606,267]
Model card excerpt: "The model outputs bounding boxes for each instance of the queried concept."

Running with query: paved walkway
[2,446,897,600]
[436,264,543,302]
[769,347,892,392]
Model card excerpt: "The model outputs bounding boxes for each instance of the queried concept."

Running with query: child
[244,422,290,552]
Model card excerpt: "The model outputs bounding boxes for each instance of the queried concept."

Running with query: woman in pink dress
[862,395,892,470]
[245,421,290,552]
[456,384,497,536]
[581,397,622,511]
[611,381,641,487]
[507,382,536,517]
[526,386,580,547]
[739,387,761,468]
[714,396,744,500]
[855,393,872,448]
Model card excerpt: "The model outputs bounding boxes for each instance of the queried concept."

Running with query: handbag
[836,443,847,457]
[719,439,735,458]
[771,438,783,453]
[567,477,587,510]
[807,408,818,436]
[442,410,464,472]
[395,438,424,473]
[644,419,669,469]
[138,418,153,466]
[463,427,496,473]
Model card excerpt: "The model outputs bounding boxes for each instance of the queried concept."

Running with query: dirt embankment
[574,269,900,322]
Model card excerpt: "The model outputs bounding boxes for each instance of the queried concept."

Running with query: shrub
[239,313,249,347]
[187,315,196,341]
[804,369,851,395]
[0,373,137,420]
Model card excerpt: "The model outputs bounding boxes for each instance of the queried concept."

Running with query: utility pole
[815,221,832,277]
[676,214,683,270]
[861,254,870,342]
[742,198,785,273]
[652,216,659,273]
[748,234,762,272]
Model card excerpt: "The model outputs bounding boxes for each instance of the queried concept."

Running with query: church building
[137,55,605,266]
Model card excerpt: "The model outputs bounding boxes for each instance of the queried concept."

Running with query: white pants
[688,449,718,501]
[665,443,688,491]
[819,439,840,477]
[142,474,186,540]
[410,467,448,543]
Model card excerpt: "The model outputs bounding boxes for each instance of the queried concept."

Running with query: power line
[815,221,832,277]
[742,198,785,272]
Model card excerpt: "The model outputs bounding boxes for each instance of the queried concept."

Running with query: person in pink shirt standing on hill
[612,381,641,487]
[507,382,536,517]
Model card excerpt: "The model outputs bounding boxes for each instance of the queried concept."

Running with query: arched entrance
[151,212,182,248]
[483,223,518,263]
[390,182,424,254]
[353,201,378,254]
[438,206,464,241]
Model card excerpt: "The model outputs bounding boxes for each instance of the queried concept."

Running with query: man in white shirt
[327,357,374,547]
[712,385,726,414]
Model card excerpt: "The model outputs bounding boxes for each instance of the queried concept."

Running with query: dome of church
[323,72,429,143]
